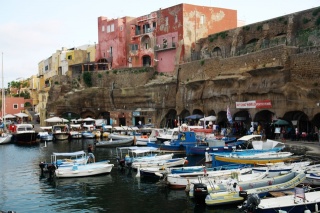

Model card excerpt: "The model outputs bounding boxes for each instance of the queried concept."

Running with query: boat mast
[1,52,5,130]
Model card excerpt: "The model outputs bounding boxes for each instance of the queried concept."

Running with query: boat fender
[184,160,189,165]
[304,210,311,213]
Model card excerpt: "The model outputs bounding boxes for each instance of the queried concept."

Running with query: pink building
[96,3,237,73]
[1,97,28,117]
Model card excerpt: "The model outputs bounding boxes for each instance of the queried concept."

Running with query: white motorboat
[69,124,82,139]
[55,161,114,178]
[52,124,70,140]
[131,157,187,170]
[49,150,114,178]
[166,167,252,189]
[239,188,320,213]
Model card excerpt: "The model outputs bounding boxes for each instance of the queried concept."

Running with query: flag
[227,106,233,124]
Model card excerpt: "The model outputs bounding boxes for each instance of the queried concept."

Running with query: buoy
[315,203,319,212]
[184,160,189,165]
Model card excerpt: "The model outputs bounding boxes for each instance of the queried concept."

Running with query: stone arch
[212,46,222,57]
[233,110,251,126]
[141,35,151,50]
[61,111,81,120]
[283,111,310,132]
[160,109,177,128]
[192,109,204,115]
[142,55,151,67]
[216,111,228,128]
[311,113,320,128]
[179,109,190,118]
[207,110,216,116]
[80,110,95,119]
[253,110,274,123]
[253,110,275,139]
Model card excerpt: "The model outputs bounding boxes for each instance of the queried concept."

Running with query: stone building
[44,6,320,140]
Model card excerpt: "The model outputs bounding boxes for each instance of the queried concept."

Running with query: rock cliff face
[46,7,320,128]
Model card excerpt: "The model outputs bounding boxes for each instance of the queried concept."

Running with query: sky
[1,0,319,87]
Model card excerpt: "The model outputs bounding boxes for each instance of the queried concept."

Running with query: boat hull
[14,132,38,145]
[53,133,70,140]
[95,139,134,148]
[212,154,301,167]
[55,162,114,178]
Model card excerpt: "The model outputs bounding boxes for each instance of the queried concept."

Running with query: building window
[107,25,111,33]
[175,15,178,23]
[102,26,105,32]
[130,44,138,51]
[200,15,205,25]
[120,25,123,31]
[13,104,18,109]
[67,55,72,60]
[110,47,113,57]
[145,43,149,49]
[165,17,168,26]
[20,104,24,108]
[111,24,114,32]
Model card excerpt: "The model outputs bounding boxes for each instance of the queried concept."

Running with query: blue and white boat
[147,131,198,152]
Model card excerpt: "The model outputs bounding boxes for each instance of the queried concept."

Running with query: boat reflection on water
[45,175,113,198]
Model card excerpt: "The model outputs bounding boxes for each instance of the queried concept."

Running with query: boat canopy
[52,151,86,156]
[40,126,52,130]
[237,135,262,141]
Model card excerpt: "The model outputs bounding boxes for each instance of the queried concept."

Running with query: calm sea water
[0,140,239,213]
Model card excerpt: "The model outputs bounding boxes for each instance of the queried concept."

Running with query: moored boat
[52,124,70,141]
[204,171,305,206]
[13,123,38,145]
[211,151,301,167]
[239,188,320,213]
[95,138,134,148]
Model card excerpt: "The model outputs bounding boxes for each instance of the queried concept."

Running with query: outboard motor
[46,164,56,180]
[39,162,46,177]
[238,193,260,212]
[116,157,126,169]
[193,183,208,205]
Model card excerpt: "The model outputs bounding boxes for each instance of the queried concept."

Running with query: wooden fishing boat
[212,152,301,167]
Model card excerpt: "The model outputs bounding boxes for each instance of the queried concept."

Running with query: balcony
[154,42,176,52]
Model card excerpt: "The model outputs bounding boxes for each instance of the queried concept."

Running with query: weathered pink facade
[155,4,237,72]
[1,97,26,116]
[96,3,237,73]
[97,16,135,68]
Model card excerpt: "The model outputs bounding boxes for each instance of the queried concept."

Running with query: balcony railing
[154,42,176,52]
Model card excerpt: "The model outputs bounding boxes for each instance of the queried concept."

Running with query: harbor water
[0,139,239,213]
